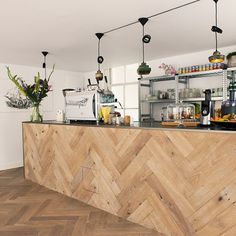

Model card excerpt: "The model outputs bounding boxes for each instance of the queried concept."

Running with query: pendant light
[42,51,49,79]
[95,33,104,81]
[137,17,151,76]
[208,0,225,63]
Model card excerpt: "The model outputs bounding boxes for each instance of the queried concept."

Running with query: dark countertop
[22,120,236,134]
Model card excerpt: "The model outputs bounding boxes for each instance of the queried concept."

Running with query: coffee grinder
[200,89,215,126]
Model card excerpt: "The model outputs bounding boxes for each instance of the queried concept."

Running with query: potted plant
[159,63,176,75]
[227,52,236,68]
[6,65,55,122]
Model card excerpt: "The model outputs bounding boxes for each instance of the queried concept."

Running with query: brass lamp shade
[209,50,225,63]
[95,70,103,80]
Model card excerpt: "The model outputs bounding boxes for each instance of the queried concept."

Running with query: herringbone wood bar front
[23,123,236,235]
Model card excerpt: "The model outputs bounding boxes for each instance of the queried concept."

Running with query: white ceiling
[0,0,235,72]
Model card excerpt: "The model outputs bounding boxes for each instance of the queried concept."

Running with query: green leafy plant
[6,65,55,105]
[227,52,236,60]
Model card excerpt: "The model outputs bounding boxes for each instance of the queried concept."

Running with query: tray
[211,120,236,129]
[162,121,200,127]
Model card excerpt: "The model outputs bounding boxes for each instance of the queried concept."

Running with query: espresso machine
[63,77,122,123]
[200,89,215,126]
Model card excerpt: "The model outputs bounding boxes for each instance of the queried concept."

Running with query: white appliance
[64,90,99,122]
[63,78,123,122]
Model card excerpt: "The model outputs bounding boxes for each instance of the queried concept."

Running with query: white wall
[0,63,84,170]
[146,45,236,77]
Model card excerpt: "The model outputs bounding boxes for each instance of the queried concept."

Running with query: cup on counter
[101,106,112,124]
[116,116,121,125]
[111,116,116,125]
[56,110,65,122]
[108,113,115,125]
[124,115,131,126]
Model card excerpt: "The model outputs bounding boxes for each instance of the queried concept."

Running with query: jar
[159,91,166,100]
[116,115,120,125]
[195,88,201,98]
[183,88,188,98]
[179,89,184,99]
[161,107,168,121]
[167,103,179,120]
[124,115,131,126]
[217,87,223,97]
[166,103,195,121]
[179,103,195,120]
[212,88,216,97]
[188,88,194,98]
[167,89,175,100]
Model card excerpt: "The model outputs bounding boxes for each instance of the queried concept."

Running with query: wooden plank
[23,123,236,235]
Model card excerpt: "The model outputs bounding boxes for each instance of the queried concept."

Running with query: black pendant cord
[147,0,200,19]
[42,51,49,80]
[44,56,47,80]
[95,33,104,72]
[142,26,145,63]
[98,40,100,70]
[215,0,218,51]
[102,0,200,35]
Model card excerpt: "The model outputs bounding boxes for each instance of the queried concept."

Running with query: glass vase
[31,104,43,122]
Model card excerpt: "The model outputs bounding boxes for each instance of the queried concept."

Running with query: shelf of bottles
[139,67,236,121]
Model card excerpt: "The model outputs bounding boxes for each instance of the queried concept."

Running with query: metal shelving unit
[178,69,223,79]
[141,99,175,103]
[181,97,224,102]
[140,75,175,82]
[141,97,223,103]
[138,67,236,121]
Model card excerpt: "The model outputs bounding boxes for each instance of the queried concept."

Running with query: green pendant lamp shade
[208,0,225,63]
[137,62,152,75]
[95,33,104,81]
[137,17,151,76]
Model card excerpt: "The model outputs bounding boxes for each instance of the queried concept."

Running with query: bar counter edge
[22,120,236,134]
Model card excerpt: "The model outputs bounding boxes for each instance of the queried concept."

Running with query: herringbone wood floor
[0,168,160,236]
